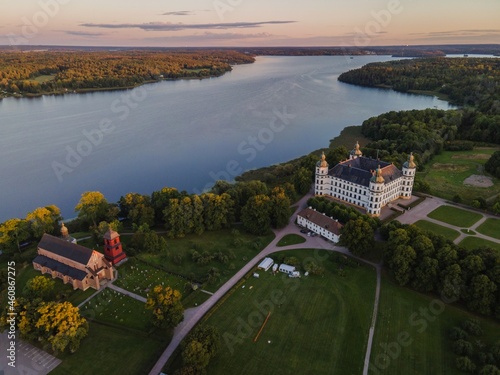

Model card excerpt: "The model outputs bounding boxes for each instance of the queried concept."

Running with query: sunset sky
[2,0,500,47]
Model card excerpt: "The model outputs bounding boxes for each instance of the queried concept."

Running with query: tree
[23,276,55,300]
[293,167,312,195]
[120,193,155,227]
[35,301,88,353]
[485,151,500,178]
[0,218,30,252]
[465,274,497,315]
[339,218,375,256]
[182,340,210,372]
[390,245,416,286]
[269,186,291,229]
[26,205,61,239]
[412,256,439,292]
[452,339,474,357]
[455,356,476,373]
[75,191,109,227]
[186,325,220,361]
[326,146,349,166]
[479,365,500,375]
[241,195,271,235]
[440,264,463,302]
[201,193,233,231]
[145,285,184,328]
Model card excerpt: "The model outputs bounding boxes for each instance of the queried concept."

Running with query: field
[51,322,168,375]
[427,205,482,228]
[419,148,500,202]
[370,273,500,375]
[276,233,306,247]
[458,236,500,251]
[168,249,377,375]
[137,229,275,293]
[413,220,460,242]
[476,218,500,239]
[79,288,153,331]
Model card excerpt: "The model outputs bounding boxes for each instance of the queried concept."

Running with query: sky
[1,0,500,47]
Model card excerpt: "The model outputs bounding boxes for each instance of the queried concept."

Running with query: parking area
[1,332,61,375]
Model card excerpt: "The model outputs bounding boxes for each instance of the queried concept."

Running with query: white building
[314,142,416,216]
[279,264,296,275]
[258,257,274,271]
[297,207,343,243]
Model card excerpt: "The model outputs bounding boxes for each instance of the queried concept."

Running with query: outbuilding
[279,264,296,275]
[258,257,274,271]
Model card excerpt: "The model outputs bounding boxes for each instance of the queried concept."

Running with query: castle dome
[403,152,417,169]
[318,151,328,168]
[370,165,385,184]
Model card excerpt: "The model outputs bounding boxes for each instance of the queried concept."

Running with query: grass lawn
[114,258,189,298]
[413,220,460,242]
[51,322,169,375]
[419,148,500,202]
[137,229,275,293]
[80,288,153,331]
[458,236,500,251]
[168,249,377,375]
[476,218,500,240]
[370,273,500,375]
[427,205,482,228]
[33,74,55,83]
[276,233,306,247]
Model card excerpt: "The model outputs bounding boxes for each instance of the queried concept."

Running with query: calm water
[0,55,454,221]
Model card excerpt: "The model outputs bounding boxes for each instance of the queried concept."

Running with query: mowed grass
[370,273,500,375]
[413,220,460,242]
[52,322,168,375]
[277,233,306,247]
[427,205,482,228]
[419,148,500,202]
[177,250,376,375]
[476,218,500,239]
[114,258,189,298]
[458,236,500,251]
[80,288,152,331]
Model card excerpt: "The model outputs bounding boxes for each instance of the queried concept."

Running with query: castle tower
[103,228,127,265]
[349,141,363,160]
[368,165,385,216]
[315,152,329,196]
[401,153,417,199]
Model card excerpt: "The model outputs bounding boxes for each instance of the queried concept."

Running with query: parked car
[300,229,308,234]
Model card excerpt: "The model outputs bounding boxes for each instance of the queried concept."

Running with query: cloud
[64,30,106,37]
[144,32,274,43]
[410,29,500,37]
[161,10,211,16]
[80,20,297,32]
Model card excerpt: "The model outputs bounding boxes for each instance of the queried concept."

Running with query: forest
[0,50,254,95]
[338,57,500,113]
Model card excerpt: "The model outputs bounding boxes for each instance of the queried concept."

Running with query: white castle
[314,142,416,216]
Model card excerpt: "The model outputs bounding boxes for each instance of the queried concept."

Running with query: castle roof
[329,156,402,187]
[38,233,94,266]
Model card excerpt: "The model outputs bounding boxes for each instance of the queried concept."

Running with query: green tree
[269,186,291,228]
[145,285,184,328]
[452,339,474,357]
[75,191,109,227]
[164,198,184,238]
[0,218,30,252]
[340,218,375,256]
[293,167,312,195]
[23,276,55,300]
[390,245,416,286]
[485,151,500,178]
[455,356,476,373]
[182,340,210,372]
[241,194,271,235]
[465,274,497,315]
[412,256,439,292]
[326,146,349,166]
[479,365,500,375]
[186,325,220,360]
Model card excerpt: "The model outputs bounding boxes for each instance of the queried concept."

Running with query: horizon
[2,0,500,48]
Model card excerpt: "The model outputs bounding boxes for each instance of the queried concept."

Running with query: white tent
[258,257,274,271]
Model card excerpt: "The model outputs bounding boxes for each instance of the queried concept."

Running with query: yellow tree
[24,276,55,299]
[145,285,184,328]
[0,218,30,252]
[26,205,61,239]
[35,301,88,353]
[75,191,108,227]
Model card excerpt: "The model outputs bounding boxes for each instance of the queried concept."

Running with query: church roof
[33,254,88,280]
[329,156,402,187]
[38,233,93,266]
[297,208,343,235]
[103,228,119,240]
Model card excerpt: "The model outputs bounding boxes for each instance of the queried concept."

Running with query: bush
[456,356,476,373]
[461,319,483,337]
[449,326,468,340]
[453,339,474,357]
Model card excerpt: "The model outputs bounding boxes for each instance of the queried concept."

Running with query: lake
[0,55,454,221]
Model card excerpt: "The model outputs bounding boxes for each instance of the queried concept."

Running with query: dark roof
[329,157,402,187]
[38,234,93,265]
[33,255,88,281]
[297,208,343,235]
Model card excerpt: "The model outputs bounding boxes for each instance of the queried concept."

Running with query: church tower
[60,223,77,244]
[103,228,127,265]
[368,165,385,216]
[315,152,329,196]
[401,152,417,199]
